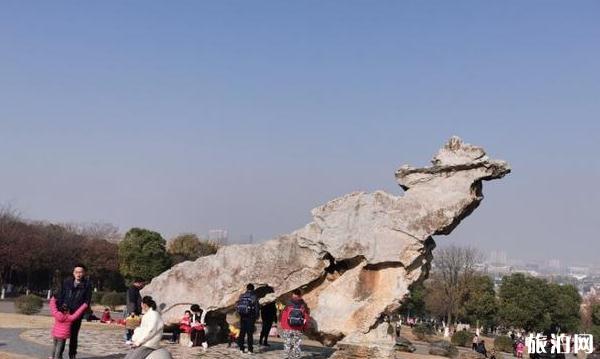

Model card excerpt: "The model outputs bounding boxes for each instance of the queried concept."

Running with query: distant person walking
[49,296,88,359]
[516,340,525,358]
[472,334,479,350]
[57,264,92,359]
[124,296,164,359]
[476,339,488,358]
[125,279,144,344]
[236,283,259,354]
[259,286,278,347]
[280,289,310,359]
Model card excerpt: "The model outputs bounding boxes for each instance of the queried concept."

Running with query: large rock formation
[142,137,510,348]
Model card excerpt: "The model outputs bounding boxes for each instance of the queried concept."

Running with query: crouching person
[280,289,310,359]
[125,296,164,359]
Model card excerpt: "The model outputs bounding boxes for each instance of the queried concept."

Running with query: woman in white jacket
[125,296,164,359]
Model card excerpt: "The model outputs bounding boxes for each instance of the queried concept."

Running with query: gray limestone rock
[142,137,510,348]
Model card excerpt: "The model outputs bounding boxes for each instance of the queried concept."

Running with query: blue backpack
[287,302,306,327]
[236,293,256,317]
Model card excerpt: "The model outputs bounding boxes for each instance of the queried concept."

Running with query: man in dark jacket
[126,278,144,316]
[57,264,92,359]
[259,286,277,347]
[124,278,144,344]
[476,340,488,358]
[236,283,259,354]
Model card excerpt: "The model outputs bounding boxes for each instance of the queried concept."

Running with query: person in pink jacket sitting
[49,296,88,359]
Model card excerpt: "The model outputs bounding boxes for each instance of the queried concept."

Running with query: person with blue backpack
[280,289,310,359]
[236,283,260,354]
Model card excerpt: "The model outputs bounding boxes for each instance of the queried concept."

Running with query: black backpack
[236,293,256,317]
[287,302,306,327]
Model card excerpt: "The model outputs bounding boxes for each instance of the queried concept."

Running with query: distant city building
[568,266,589,280]
[208,229,228,245]
[548,259,561,270]
[239,234,254,244]
[512,268,540,277]
[489,250,508,265]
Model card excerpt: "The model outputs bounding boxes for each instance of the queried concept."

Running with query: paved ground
[0,308,524,359]
[0,328,51,358]
[17,327,335,358]
[0,320,483,359]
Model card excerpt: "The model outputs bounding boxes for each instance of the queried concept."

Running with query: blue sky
[1,1,598,264]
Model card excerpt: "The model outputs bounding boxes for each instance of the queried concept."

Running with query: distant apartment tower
[548,259,561,270]
[489,250,507,265]
[238,234,254,244]
[208,229,228,246]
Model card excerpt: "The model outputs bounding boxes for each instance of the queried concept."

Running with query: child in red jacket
[179,310,192,334]
[49,296,88,359]
[280,289,310,359]
[100,307,113,323]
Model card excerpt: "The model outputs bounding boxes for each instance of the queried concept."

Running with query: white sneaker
[125,340,132,345]
[202,342,208,351]
[187,341,193,347]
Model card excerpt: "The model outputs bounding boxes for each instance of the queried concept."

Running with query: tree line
[401,245,584,333]
[0,208,219,294]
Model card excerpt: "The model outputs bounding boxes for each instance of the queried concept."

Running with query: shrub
[14,294,43,315]
[101,292,126,310]
[494,336,514,353]
[429,340,459,358]
[92,291,105,304]
[451,330,474,347]
[412,323,436,341]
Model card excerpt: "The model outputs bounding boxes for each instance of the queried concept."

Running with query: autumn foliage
[0,209,123,293]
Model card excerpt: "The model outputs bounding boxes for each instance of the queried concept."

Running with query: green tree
[497,273,581,332]
[118,228,171,282]
[591,303,600,349]
[463,274,498,328]
[592,303,600,325]
[544,283,581,332]
[400,281,427,318]
[168,233,201,264]
[498,273,548,331]
[167,233,219,264]
[197,238,220,257]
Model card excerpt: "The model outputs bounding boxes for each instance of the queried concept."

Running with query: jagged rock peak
[395,136,510,191]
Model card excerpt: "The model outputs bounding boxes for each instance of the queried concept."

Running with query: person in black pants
[125,278,145,344]
[57,264,92,359]
[259,286,277,347]
[236,283,259,354]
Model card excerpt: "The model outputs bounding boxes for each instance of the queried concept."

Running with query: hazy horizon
[1,1,598,264]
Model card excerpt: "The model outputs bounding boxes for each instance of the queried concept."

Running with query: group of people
[49,265,168,359]
[48,264,312,359]
[233,283,311,359]
[49,264,92,359]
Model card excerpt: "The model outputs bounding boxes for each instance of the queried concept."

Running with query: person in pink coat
[49,296,88,359]
[516,340,525,358]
